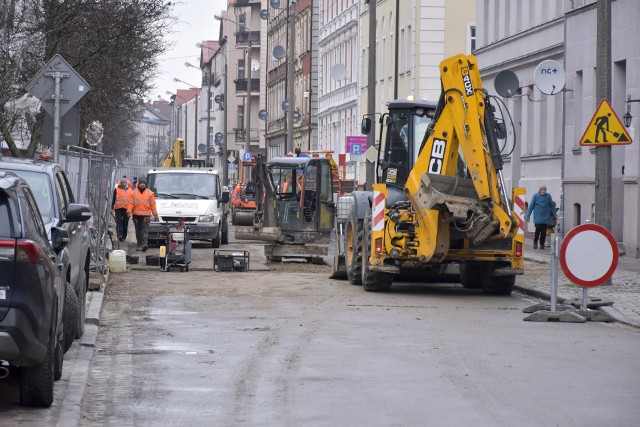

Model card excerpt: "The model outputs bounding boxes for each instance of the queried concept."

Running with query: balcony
[236,31,260,46]
[235,78,260,93]
[234,0,262,6]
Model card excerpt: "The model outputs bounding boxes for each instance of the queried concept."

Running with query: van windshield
[148,173,217,200]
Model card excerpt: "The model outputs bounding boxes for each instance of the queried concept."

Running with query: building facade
[317,0,360,180]
[120,103,170,179]
[475,0,640,256]
[265,0,318,158]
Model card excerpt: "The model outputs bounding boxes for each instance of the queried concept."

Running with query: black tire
[459,262,485,289]
[345,206,363,285]
[20,333,55,407]
[212,225,221,248]
[362,211,393,292]
[221,217,229,245]
[54,333,64,381]
[482,262,516,296]
[75,266,88,339]
[62,281,78,353]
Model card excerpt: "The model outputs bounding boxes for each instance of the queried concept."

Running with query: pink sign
[346,136,367,154]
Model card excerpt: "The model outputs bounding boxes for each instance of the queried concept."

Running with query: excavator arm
[160,138,185,168]
[403,54,515,262]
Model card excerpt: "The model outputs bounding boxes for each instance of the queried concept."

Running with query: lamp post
[215,14,253,153]
[623,95,640,128]
[174,77,199,158]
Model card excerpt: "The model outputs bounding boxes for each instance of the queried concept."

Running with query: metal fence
[61,145,118,274]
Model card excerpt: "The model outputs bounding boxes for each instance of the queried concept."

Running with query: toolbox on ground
[213,250,250,272]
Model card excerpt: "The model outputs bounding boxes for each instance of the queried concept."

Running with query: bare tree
[0,0,175,158]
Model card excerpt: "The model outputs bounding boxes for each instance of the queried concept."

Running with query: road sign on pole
[560,223,618,288]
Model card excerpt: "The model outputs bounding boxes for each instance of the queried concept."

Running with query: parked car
[0,158,92,351]
[0,171,69,407]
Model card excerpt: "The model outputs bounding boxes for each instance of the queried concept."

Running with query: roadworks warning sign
[580,99,632,146]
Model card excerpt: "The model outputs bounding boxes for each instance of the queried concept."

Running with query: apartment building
[475,0,640,256]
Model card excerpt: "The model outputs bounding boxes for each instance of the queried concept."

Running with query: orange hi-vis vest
[129,188,157,217]
[114,187,133,210]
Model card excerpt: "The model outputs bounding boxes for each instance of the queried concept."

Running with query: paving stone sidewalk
[517,239,640,328]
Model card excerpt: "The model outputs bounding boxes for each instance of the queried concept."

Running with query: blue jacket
[525,192,555,225]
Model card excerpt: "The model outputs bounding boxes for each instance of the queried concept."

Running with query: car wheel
[20,333,55,407]
[62,281,78,353]
[75,266,88,339]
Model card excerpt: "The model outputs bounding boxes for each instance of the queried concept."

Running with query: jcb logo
[462,67,473,96]
[428,138,447,174]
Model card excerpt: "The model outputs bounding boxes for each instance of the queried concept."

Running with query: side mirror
[361,117,371,135]
[64,203,92,222]
[50,227,70,251]
[220,191,230,204]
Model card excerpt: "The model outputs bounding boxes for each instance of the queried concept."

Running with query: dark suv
[0,158,92,349]
[0,171,69,407]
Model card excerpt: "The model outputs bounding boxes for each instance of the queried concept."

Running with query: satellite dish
[260,9,269,20]
[281,100,289,112]
[534,60,565,95]
[258,109,268,121]
[270,0,281,8]
[330,63,347,81]
[272,45,286,60]
[494,70,520,98]
[214,132,223,143]
[198,143,206,152]
[293,110,301,123]
[214,94,224,104]
[251,59,260,71]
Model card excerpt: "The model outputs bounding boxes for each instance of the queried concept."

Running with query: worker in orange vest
[111,178,134,241]
[127,177,158,251]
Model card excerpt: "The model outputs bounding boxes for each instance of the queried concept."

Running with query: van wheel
[345,206,363,285]
[62,281,78,353]
[212,225,221,248]
[20,333,55,407]
[221,218,229,245]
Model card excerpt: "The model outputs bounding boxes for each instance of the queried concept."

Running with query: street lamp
[214,14,254,152]
[623,95,640,128]
[197,41,229,186]
[173,77,198,158]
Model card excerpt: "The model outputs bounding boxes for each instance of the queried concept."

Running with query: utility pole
[366,0,377,190]
[194,93,198,158]
[286,0,296,155]
[246,37,252,152]
[223,59,228,185]
[594,0,611,232]
[206,81,212,166]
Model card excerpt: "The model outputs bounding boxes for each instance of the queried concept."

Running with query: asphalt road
[2,237,639,426]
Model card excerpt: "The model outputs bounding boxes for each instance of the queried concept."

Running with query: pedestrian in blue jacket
[525,185,557,249]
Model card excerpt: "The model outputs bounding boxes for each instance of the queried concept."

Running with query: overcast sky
[151,0,227,101]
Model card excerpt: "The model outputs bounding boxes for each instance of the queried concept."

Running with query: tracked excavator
[333,54,525,295]
[234,154,335,263]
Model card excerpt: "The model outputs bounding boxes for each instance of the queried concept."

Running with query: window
[469,25,476,53]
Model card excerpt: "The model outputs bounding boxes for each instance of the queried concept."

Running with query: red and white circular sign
[560,224,618,288]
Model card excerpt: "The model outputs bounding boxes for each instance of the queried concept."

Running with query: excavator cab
[377,100,437,189]
[267,157,334,235]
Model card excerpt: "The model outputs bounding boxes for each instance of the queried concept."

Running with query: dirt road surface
[74,236,640,427]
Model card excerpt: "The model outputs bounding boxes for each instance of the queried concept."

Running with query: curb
[56,282,106,427]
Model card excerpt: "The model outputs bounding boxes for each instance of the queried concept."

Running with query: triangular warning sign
[580,99,632,146]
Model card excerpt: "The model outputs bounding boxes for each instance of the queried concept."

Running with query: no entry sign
[560,224,618,287]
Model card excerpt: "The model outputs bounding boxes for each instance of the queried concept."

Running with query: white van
[146,168,229,247]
